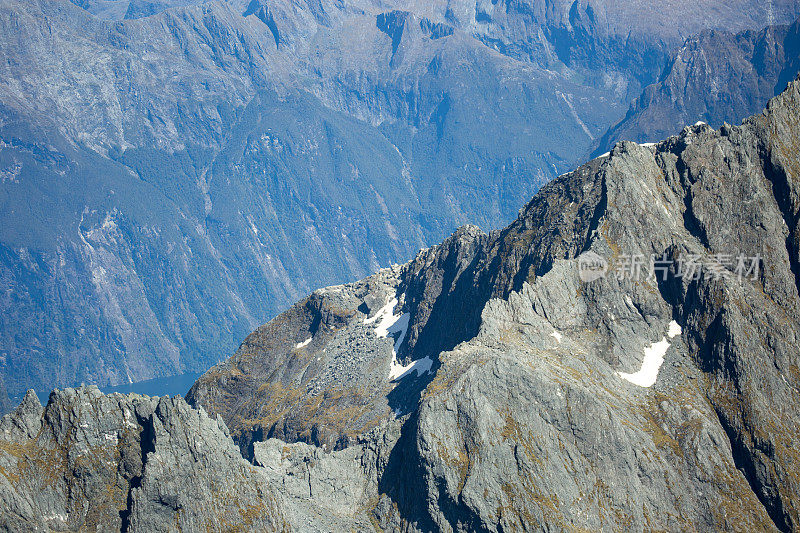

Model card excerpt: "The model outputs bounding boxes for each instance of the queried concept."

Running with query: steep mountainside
[3,0,800,403]
[3,71,800,532]
[593,16,800,155]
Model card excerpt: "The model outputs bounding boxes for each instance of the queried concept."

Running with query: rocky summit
[3,71,800,533]
[0,387,286,531]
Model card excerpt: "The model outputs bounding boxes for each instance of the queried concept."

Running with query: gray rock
[0,387,286,532]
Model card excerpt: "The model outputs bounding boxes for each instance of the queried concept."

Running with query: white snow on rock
[618,320,681,387]
[365,296,430,382]
[618,337,671,388]
[364,298,409,348]
[295,337,312,349]
[363,297,396,326]
[550,330,563,343]
[390,355,433,382]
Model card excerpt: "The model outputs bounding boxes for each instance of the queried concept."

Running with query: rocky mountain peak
[185,77,800,530]
[0,386,287,531]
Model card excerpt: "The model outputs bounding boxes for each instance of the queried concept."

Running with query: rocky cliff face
[0,387,287,531]
[3,0,800,401]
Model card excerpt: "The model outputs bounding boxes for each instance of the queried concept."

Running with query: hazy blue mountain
[593,17,800,155]
[1,0,799,403]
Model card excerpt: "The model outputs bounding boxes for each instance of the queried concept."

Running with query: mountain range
[2,0,800,402]
[2,69,800,532]
[594,14,800,155]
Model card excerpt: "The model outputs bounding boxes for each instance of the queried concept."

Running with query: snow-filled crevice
[365,296,431,382]
[618,321,681,387]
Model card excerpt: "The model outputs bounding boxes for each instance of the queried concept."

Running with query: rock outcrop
[0,387,286,531]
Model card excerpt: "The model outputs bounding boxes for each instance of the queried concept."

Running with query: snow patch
[365,296,431,382]
[618,337,671,388]
[550,330,563,343]
[365,298,410,347]
[694,121,706,126]
[667,320,681,339]
[295,337,312,349]
[363,297,396,326]
[390,355,433,382]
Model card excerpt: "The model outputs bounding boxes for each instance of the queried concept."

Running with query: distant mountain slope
[0,0,582,399]
[592,16,800,156]
[2,0,799,402]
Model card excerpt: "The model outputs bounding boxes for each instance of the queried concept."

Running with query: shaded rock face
[0,387,286,532]
[186,80,800,531]
[593,16,800,156]
[3,0,800,400]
